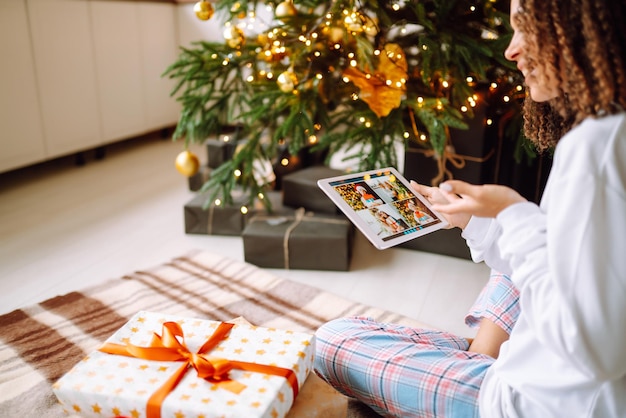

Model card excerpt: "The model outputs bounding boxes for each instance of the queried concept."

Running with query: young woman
[314,0,626,416]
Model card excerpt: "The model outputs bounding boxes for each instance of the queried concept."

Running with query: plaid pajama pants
[314,271,520,418]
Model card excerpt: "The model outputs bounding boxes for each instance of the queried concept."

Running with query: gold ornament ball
[223,26,245,48]
[277,71,298,93]
[193,1,214,21]
[175,150,200,177]
[275,1,297,20]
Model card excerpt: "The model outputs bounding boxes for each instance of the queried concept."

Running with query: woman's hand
[410,181,472,230]
[432,180,527,219]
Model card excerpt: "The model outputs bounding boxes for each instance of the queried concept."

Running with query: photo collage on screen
[330,171,442,242]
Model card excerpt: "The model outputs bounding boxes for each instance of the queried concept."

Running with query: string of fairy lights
[175,0,524,211]
[191,0,522,136]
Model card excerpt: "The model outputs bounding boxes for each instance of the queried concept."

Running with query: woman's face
[504,0,559,102]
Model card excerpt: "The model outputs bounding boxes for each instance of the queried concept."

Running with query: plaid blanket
[0,250,426,417]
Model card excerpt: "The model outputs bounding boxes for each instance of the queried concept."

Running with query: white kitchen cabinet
[0,0,46,173]
[138,2,180,130]
[27,0,102,159]
[90,1,146,142]
[0,0,182,174]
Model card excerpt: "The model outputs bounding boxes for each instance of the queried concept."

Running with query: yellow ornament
[193,0,214,21]
[223,26,245,49]
[275,1,297,20]
[277,70,298,93]
[175,150,200,177]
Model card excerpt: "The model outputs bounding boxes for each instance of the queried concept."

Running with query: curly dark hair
[517,0,626,151]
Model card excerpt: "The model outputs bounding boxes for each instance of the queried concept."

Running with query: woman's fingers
[433,181,527,218]
[409,180,471,229]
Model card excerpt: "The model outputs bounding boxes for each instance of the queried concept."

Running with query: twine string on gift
[407,146,495,186]
[248,209,349,270]
[408,108,495,186]
[283,208,307,270]
[99,321,299,418]
[207,203,215,235]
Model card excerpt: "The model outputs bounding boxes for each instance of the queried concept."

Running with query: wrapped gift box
[399,228,471,259]
[205,135,239,169]
[228,317,348,418]
[402,84,497,259]
[248,190,295,219]
[188,166,212,191]
[184,191,250,236]
[242,210,353,271]
[282,166,345,214]
[184,190,296,236]
[53,311,315,418]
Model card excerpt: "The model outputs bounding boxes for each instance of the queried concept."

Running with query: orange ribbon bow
[99,321,300,418]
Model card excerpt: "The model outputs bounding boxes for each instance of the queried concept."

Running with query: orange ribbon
[99,321,300,418]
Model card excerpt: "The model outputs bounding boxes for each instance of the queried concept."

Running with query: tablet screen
[318,168,448,249]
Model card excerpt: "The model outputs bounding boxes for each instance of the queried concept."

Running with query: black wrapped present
[184,190,295,236]
[184,191,250,236]
[401,85,498,259]
[272,145,304,190]
[248,190,296,219]
[403,88,498,187]
[400,229,471,259]
[205,135,239,169]
[188,166,212,191]
[242,209,353,271]
[282,166,344,214]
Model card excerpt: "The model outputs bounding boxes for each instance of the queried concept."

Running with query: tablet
[317,167,448,249]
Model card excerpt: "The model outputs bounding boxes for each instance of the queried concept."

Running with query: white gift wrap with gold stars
[52,311,315,418]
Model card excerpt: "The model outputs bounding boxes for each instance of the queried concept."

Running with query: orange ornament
[342,43,408,117]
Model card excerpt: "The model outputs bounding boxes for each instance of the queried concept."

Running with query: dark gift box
[184,191,250,236]
[184,190,294,236]
[205,135,239,169]
[242,210,353,271]
[403,89,498,188]
[282,166,345,214]
[188,166,212,191]
[272,145,304,190]
[400,229,471,259]
[249,190,296,218]
[402,85,497,260]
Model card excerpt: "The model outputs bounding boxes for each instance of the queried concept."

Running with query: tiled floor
[0,132,490,337]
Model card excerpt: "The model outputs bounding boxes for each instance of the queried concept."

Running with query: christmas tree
[164,0,526,208]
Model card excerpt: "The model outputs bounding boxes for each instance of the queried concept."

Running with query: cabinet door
[91,1,146,142]
[0,0,46,172]
[138,2,180,130]
[27,0,101,158]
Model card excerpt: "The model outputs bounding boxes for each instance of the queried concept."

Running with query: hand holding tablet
[317,167,448,249]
